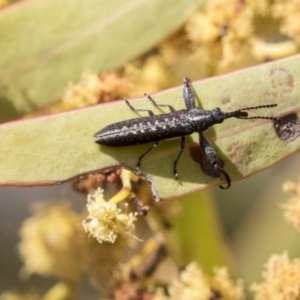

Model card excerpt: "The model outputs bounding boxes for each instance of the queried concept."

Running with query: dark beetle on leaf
[94,78,277,189]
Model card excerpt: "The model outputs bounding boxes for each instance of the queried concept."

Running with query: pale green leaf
[1,55,300,199]
[0,0,204,120]
[173,192,231,271]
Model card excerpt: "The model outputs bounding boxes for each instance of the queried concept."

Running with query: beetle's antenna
[224,104,278,121]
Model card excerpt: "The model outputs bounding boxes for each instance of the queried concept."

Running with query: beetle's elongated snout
[224,104,277,121]
[224,111,248,119]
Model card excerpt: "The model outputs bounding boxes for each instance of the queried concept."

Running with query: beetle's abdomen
[94,112,194,147]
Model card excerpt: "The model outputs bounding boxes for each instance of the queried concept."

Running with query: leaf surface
[0,0,204,120]
[174,192,230,270]
[1,55,300,199]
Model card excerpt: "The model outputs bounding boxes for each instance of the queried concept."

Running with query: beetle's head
[211,107,225,124]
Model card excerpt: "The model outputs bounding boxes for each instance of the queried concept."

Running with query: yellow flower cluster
[272,0,300,45]
[17,201,128,294]
[19,202,84,282]
[282,178,300,231]
[60,71,135,111]
[251,252,300,300]
[154,262,244,300]
[82,188,139,244]
[185,0,254,73]
[185,0,300,74]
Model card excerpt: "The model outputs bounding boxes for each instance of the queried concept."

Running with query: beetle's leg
[199,133,231,189]
[137,141,161,170]
[217,169,231,190]
[173,136,185,179]
[121,166,161,202]
[124,98,155,116]
[145,94,176,112]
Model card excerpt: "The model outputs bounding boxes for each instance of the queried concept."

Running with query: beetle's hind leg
[173,137,186,179]
[124,98,155,116]
[136,141,161,171]
[199,133,231,189]
[145,94,176,112]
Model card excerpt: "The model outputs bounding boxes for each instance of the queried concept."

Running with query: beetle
[94,78,277,189]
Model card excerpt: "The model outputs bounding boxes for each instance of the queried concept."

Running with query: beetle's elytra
[94,78,277,189]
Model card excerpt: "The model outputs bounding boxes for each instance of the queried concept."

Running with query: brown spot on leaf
[270,68,294,97]
[222,97,231,105]
[227,141,252,166]
[274,113,300,142]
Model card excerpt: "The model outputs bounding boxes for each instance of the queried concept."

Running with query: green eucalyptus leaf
[173,192,231,270]
[1,55,300,199]
[0,0,204,121]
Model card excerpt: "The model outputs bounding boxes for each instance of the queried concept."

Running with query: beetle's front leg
[173,136,185,179]
[198,133,231,189]
[137,141,161,171]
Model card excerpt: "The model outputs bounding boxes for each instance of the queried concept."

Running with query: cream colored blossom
[153,262,244,300]
[211,267,244,300]
[82,188,139,243]
[272,0,300,45]
[19,203,84,282]
[282,179,300,231]
[168,262,211,300]
[185,0,254,73]
[59,70,136,112]
[251,252,300,300]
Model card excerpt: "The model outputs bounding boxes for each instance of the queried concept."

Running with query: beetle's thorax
[187,107,225,132]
